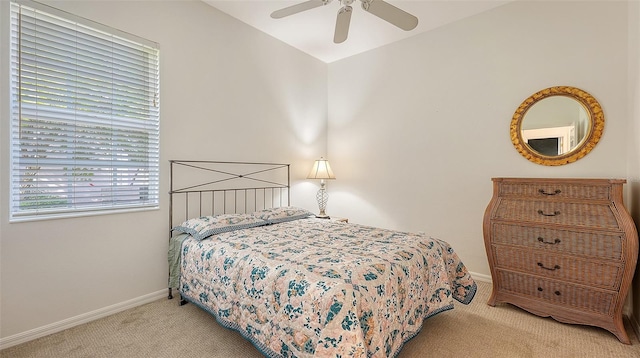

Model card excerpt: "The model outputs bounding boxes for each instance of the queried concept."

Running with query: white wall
[0,0,327,342]
[327,1,630,278]
[627,0,640,335]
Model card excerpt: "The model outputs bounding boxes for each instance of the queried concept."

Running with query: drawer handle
[537,287,562,296]
[537,262,561,271]
[538,189,561,196]
[537,237,561,245]
[537,210,561,217]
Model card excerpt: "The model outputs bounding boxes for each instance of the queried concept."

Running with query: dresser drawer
[493,246,622,289]
[491,223,624,260]
[498,182,611,201]
[493,199,619,229]
[495,270,615,316]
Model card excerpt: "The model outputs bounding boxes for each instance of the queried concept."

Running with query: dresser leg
[608,317,631,345]
[486,284,498,306]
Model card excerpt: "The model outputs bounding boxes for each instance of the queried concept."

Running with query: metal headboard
[169,160,290,233]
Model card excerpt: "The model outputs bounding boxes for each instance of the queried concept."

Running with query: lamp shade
[307,157,336,180]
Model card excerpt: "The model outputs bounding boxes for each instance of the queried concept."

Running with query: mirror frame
[510,86,605,166]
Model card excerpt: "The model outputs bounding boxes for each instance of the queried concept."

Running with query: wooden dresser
[483,178,638,344]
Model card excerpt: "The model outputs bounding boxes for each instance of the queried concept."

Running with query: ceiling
[203,0,511,63]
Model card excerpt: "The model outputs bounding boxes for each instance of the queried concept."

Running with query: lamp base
[315,184,330,220]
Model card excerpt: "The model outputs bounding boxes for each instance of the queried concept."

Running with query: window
[9,1,160,221]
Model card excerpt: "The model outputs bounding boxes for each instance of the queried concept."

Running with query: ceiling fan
[270,0,419,44]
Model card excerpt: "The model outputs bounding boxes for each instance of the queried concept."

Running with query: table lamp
[307,157,336,218]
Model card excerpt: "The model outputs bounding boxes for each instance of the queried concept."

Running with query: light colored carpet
[2,281,639,357]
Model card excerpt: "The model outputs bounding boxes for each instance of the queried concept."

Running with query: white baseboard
[470,271,492,283]
[0,289,167,350]
[631,313,640,342]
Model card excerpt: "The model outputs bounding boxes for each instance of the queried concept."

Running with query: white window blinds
[9,1,160,220]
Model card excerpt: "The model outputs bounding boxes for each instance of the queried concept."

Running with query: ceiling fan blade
[361,0,418,31]
[334,6,352,43]
[271,0,331,19]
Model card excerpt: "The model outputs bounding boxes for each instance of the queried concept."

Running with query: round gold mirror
[510,86,604,166]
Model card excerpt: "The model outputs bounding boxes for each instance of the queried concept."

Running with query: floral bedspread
[178,218,476,358]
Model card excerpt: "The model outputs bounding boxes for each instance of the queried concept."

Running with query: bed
[168,160,476,358]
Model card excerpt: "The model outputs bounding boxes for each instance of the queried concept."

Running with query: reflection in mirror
[521,96,590,156]
[510,86,604,166]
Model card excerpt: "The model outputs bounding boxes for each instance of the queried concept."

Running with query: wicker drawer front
[493,246,622,289]
[498,182,610,200]
[491,223,623,260]
[496,270,614,316]
[494,199,619,229]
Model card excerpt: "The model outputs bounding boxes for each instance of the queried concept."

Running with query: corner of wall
[627,0,640,338]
